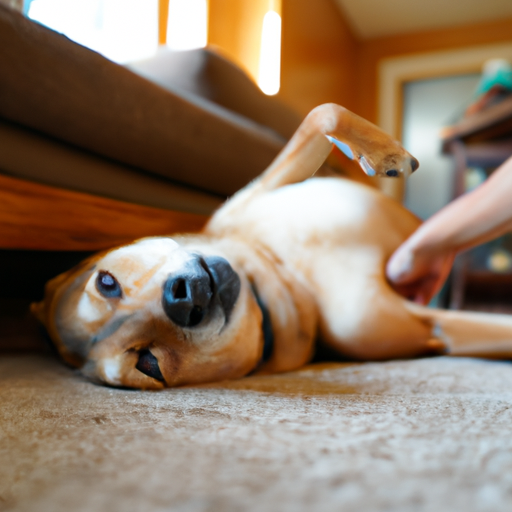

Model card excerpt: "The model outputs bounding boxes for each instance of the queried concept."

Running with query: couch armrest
[129,47,302,140]
[0,5,285,197]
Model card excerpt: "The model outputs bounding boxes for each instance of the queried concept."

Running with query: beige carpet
[2,354,512,512]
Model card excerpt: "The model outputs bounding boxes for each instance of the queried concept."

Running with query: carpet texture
[2,354,512,512]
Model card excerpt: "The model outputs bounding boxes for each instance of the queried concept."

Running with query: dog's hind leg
[258,103,418,190]
[207,104,418,233]
[406,302,512,358]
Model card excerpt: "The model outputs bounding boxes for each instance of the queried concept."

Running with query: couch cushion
[129,47,302,140]
[0,119,222,215]
[0,5,286,197]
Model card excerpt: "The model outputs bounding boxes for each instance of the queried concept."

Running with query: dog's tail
[406,301,512,358]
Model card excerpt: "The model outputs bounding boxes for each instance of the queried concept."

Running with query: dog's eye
[136,349,164,382]
[96,271,122,298]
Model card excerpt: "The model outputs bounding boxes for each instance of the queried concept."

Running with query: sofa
[0,4,302,351]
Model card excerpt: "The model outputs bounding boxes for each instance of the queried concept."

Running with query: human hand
[386,240,455,305]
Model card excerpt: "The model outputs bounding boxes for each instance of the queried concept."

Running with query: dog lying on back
[32,104,512,389]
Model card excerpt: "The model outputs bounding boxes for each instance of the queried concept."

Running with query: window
[166,0,208,51]
[26,0,159,63]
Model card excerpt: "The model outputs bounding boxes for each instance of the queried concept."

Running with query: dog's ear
[30,257,101,368]
[30,300,46,325]
[30,265,82,328]
[30,251,103,347]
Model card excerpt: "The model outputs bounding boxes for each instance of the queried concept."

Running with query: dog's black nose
[203,256,240,323]
[162,260,213,327]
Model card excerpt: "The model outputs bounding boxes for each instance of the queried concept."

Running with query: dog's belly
[229,177,420,269]
[223,177,430,359]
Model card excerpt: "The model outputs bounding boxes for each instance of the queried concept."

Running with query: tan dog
[32,104,512,389]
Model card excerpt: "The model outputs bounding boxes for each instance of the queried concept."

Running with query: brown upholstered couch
[0,4,302,215]
[0,4,302,350]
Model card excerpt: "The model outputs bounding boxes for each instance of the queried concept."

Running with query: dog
[32,103,512,389]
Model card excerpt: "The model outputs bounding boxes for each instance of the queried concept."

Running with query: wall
[278,0,358,115]
[158,0,168,45]
[208,0,277,81]
[169,2,512,126]
[356,17,512,124]
[207,0,358,116]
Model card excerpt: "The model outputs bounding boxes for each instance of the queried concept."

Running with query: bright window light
[27,0,158,63]
[166,0,208,51]
[258,10,281,96]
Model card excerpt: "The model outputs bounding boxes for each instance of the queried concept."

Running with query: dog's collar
[250,284,274,363]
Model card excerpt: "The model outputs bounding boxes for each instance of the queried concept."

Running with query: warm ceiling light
[166,0,208,51]
[258,10,282,96]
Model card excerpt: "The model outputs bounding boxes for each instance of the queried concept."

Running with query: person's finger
[392,254,455,304]
[391,276,437,305]
[386,245,415,284]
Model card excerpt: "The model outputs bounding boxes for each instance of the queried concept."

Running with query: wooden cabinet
[441,95,512,311]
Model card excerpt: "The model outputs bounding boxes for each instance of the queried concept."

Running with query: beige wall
[208,0,281,82]
[356,16,512,124]
[207,0,358,116]
[165,1,512,125]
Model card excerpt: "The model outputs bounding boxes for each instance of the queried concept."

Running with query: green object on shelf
[474,59,512,97]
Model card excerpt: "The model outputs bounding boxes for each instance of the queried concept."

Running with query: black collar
[251,284,274,363]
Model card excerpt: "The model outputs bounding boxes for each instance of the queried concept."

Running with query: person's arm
[387,155,512,304]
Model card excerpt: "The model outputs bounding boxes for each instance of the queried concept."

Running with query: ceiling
[334,0,512,39]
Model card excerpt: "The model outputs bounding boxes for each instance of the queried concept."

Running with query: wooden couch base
[0,174,208,251]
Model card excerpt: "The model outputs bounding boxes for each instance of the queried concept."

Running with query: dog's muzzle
[162,256,241,328]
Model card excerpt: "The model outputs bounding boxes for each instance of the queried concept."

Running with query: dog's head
[32,237,264,389]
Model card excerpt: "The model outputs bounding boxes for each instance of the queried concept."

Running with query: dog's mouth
[135,347,165,382]
[161,255,241,329]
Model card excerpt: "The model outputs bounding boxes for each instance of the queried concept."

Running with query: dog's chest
[227,178,418,264]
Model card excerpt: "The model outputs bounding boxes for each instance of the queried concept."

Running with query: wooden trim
[356,17,512,125]
[0,174,208,251]
[378,42,512,139]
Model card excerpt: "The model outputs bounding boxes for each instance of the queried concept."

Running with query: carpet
[2,354,512,511]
